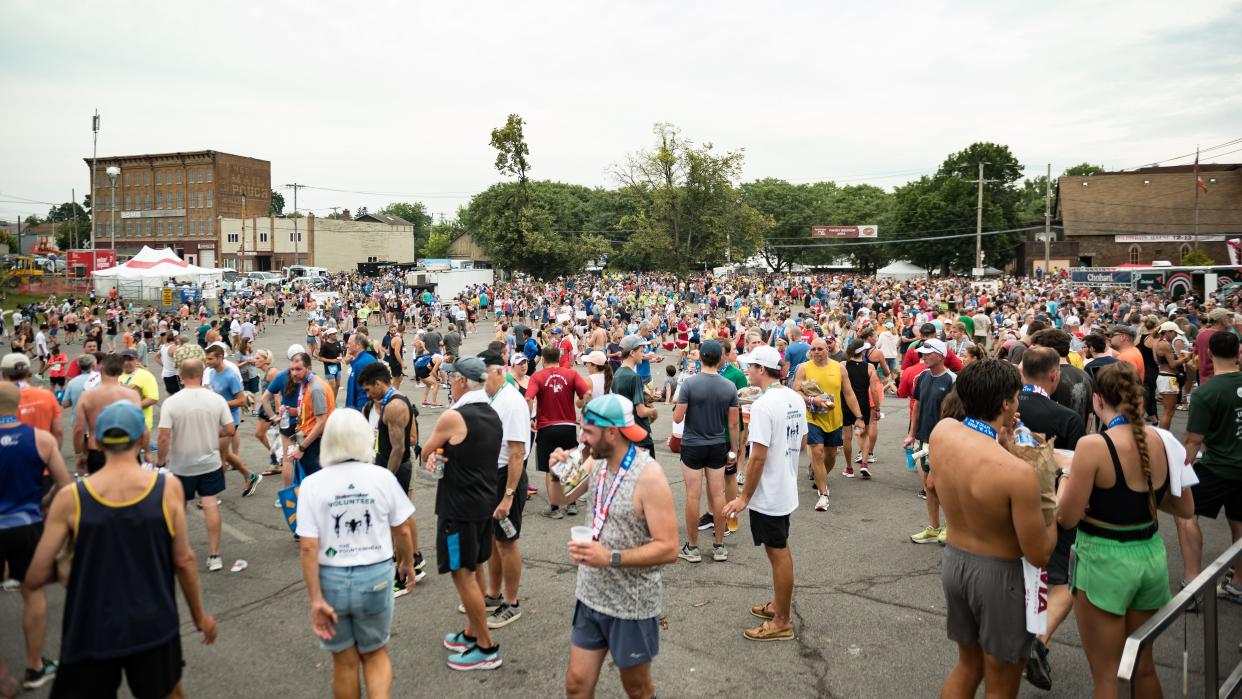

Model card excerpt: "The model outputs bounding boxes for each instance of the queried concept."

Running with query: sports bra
[1085,431,1168,526]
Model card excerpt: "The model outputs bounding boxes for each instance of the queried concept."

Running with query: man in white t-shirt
[156,359,236,572]
[476,350,531,629]
[723,345,806,643]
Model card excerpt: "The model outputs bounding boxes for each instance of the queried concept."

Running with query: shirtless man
[588,318,609,353]
[74,353,144,475]
[930,358,1057,699]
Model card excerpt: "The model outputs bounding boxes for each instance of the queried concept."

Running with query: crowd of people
[1,266,1240,698]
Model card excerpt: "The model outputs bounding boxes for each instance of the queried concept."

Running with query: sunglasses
[582,408,618,429]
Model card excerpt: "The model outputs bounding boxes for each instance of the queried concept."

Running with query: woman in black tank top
[841,340,879,472]
[1056,362,1192,698]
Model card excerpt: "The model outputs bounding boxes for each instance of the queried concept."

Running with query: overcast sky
[2,0,1239,223]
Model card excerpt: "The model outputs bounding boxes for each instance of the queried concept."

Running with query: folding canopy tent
[876,261,928,281]
[92,246,224,301]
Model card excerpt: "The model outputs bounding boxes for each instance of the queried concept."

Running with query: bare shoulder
[638,455,670,486]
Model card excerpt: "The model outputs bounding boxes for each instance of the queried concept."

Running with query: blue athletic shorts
[806,424,843,447]
[318,560,395,654]
[571,600,660,669]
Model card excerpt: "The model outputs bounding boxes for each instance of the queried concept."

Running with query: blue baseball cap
[95,400,147,445]
[582,394,648,443]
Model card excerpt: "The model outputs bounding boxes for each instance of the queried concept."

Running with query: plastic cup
[570,526,592,542]
[726,515,739,532]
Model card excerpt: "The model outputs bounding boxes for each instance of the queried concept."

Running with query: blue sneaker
[447,644,502,671]
[443,631,472,652]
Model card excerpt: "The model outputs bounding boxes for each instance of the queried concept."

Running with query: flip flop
[744,622,794,642]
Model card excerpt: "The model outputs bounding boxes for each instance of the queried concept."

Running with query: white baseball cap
[917,338,947,356]
[287,343,306,359]
[738,345,782,370]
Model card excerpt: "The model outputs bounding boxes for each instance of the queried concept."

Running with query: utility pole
[283,183,305,266]
[91,110,99,249]
[1043,163,1052,275]
[967,162,998,275]
[72,188,79,251]
[1193,145,1201,248]
[241,192,247,272]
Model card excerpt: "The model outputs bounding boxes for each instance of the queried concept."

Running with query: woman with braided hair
[1058,361,1193,697]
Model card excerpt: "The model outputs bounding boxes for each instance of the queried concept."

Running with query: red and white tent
[92,246,223,298]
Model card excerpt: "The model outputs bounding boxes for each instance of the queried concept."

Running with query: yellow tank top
[802,360,843,431]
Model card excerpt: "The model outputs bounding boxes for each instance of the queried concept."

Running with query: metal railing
[1118,537,1242,698]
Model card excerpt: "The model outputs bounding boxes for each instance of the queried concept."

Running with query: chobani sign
[1070,268,1133,287]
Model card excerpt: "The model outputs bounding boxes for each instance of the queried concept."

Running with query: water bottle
[904,446,917,472]
[431,448,447,479]
[1014,421,1038,447]
[498,517,517,538]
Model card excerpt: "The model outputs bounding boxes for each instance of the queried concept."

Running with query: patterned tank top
[575,448,663,620]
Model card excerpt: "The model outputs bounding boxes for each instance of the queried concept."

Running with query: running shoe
[207,555,224,571]
[541,507,564,520]
[1180,579,1202,613]
[393,580,411,599]
[1024,639,1053,691]
[22,658,57,689]
[855,450,862,462]
[447,644,502,671]
[242,472,263,497]
[867,454,877,464]
[910,526,941,544]
[487,603,522,629]
[678,543,702,563]
[937,526,948,545]
[859,465,872,480]
[1219,581,1242,603]
[413,552,427,579]
[1,578,20,592]
[917,489,927,500]
[712,544,728,562]
[457,595,503,614]
[443,631,473,652]
[274,496,282,509]
[697,512,714,531]
[566,502,578,516]
[842,466,856,478]
[815,493,830,511]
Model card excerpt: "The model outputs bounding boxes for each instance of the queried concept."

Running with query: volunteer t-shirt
[676,372,739,447]
[158,387,233,476]
[746,385,807,517]
[1186,371,1242,481]
[295,461,415,567]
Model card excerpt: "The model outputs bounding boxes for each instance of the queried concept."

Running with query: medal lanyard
[591,444,637,541]
[1021,383,1049,398]
[1107,415,1129,429]
[0,416,18,425]
[294,372,315,415]
[962,417,998,440]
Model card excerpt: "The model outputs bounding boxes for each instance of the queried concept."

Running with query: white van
[285,265,329,280]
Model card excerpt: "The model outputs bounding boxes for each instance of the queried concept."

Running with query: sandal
[744,621,794,642]
[750,602,775,620]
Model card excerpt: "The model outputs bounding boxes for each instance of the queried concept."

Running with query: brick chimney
[341,209,351,221]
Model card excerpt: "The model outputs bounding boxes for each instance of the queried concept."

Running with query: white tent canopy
[93,246,224,300]
[876,261,927,281]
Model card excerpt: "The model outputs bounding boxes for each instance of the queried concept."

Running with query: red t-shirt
[900,343,964,372]
[558,338,575,368]
[526,367,589,429]
[1194,328,1217,383]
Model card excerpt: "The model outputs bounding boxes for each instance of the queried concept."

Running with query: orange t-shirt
[18,386,62,432]
[1116,346,1145,380]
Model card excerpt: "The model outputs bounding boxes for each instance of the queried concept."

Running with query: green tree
[490,114,532,196]
[380,201,434,253]
[270,189,285,216]
[1181,248,1214,266]
[611,123,762,271]
[1063,163,1104,177]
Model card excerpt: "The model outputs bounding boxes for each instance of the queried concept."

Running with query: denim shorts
[318,560,395,654]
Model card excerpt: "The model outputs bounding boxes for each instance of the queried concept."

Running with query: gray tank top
[575,449,663,620]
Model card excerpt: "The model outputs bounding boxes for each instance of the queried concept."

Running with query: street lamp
[106,165,120,251]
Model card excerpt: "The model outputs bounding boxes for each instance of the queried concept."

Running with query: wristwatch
[504,487,516,497]
[610,550,622,568]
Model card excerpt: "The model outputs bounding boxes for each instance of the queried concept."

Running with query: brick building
[83,150,270,267]
[1057,163,1241,267]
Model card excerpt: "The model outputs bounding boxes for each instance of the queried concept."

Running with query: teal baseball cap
[95,400,147,445]
[582,394,648,443]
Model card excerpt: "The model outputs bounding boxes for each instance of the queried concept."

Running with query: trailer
[404,268,494,304]
[1069,264,1242,300]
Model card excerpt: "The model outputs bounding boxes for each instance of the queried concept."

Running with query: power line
[760,226,1051,249]
[1122,136,1242,171]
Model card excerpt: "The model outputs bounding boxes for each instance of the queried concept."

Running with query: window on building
[175,170,182,185]
[206,192,213,208]
[177,192,183,209]
[156,220,164,236]
[156,192,163,209]
[205,218,212,235]
[144,220,151,235]
[1129,245,1141,264]
[144,172,150,186]
[144,194,152,209]
[259,231,268,243]
[177,221,184,236]
[1180,243,1192,259]
[206,168,212,182]
[155,171,162,186]
[227,232,239,243]
[124,173,130,187]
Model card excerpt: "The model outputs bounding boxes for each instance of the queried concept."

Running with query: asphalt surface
[3,314,1240,698]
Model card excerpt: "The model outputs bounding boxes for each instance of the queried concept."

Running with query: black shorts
[86,449,106,474]
[176,468,226,501]
[436,517,493,574]
[51,636,183,699]
[163,375,181,396]
[680,442,729,471]
[0,522,42,582]
[749,510,790,549]
[394,461,412,493]
[537,424,579,474]
[1192,464,1242,521]
[50,376,66,388]
[1046,525,1076,587]
[415,362,432,380]
[493,467,528,542]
